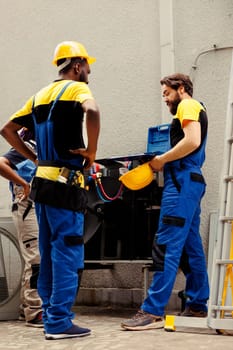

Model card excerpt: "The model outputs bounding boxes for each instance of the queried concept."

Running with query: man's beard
[169,95,181,115]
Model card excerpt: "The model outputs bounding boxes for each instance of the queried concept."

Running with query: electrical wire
[190,45,233,81]
[97,180,124,201]
[95,184,112,202]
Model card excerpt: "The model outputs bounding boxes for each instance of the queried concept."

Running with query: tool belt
[30,166,88,212]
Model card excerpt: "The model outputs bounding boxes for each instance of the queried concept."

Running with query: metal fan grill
[0,218,23,320]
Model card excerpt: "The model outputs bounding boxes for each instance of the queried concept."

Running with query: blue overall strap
[31,81,74,160]
[31,80,74,121]
[47,81,74,121]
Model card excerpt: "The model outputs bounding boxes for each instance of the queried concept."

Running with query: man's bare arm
[0,121,37,164]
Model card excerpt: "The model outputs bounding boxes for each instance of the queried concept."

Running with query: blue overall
[141,140,209,316]
[33,83,85,334]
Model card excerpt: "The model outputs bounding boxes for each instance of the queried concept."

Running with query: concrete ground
[0,307,233,350]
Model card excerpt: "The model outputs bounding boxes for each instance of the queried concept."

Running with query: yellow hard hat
[119,162,154,190]
[52,41,96,66]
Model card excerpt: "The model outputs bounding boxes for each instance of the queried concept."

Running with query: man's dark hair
[160,73,193,97]
[57,57,87,74]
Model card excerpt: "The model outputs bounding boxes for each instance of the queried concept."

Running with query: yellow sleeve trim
[34,81,94,106]
[9,97,33,121]
[63,81,94,104]
[176,99,203,126]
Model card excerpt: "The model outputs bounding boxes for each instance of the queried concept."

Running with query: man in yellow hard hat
[0,41,100,340]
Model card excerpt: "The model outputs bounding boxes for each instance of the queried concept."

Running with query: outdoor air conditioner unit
[0,217,23,320]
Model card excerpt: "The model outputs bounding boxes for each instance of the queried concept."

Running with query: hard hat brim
[87,56,96,64]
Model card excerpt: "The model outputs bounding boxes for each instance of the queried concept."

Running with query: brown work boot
[180,306,207,318]
[121,309,164,331]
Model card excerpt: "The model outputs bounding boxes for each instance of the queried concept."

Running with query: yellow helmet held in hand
[119,162,154,190]
[52,41,96,66]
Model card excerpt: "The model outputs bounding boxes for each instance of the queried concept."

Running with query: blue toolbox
[146,123,171,155]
